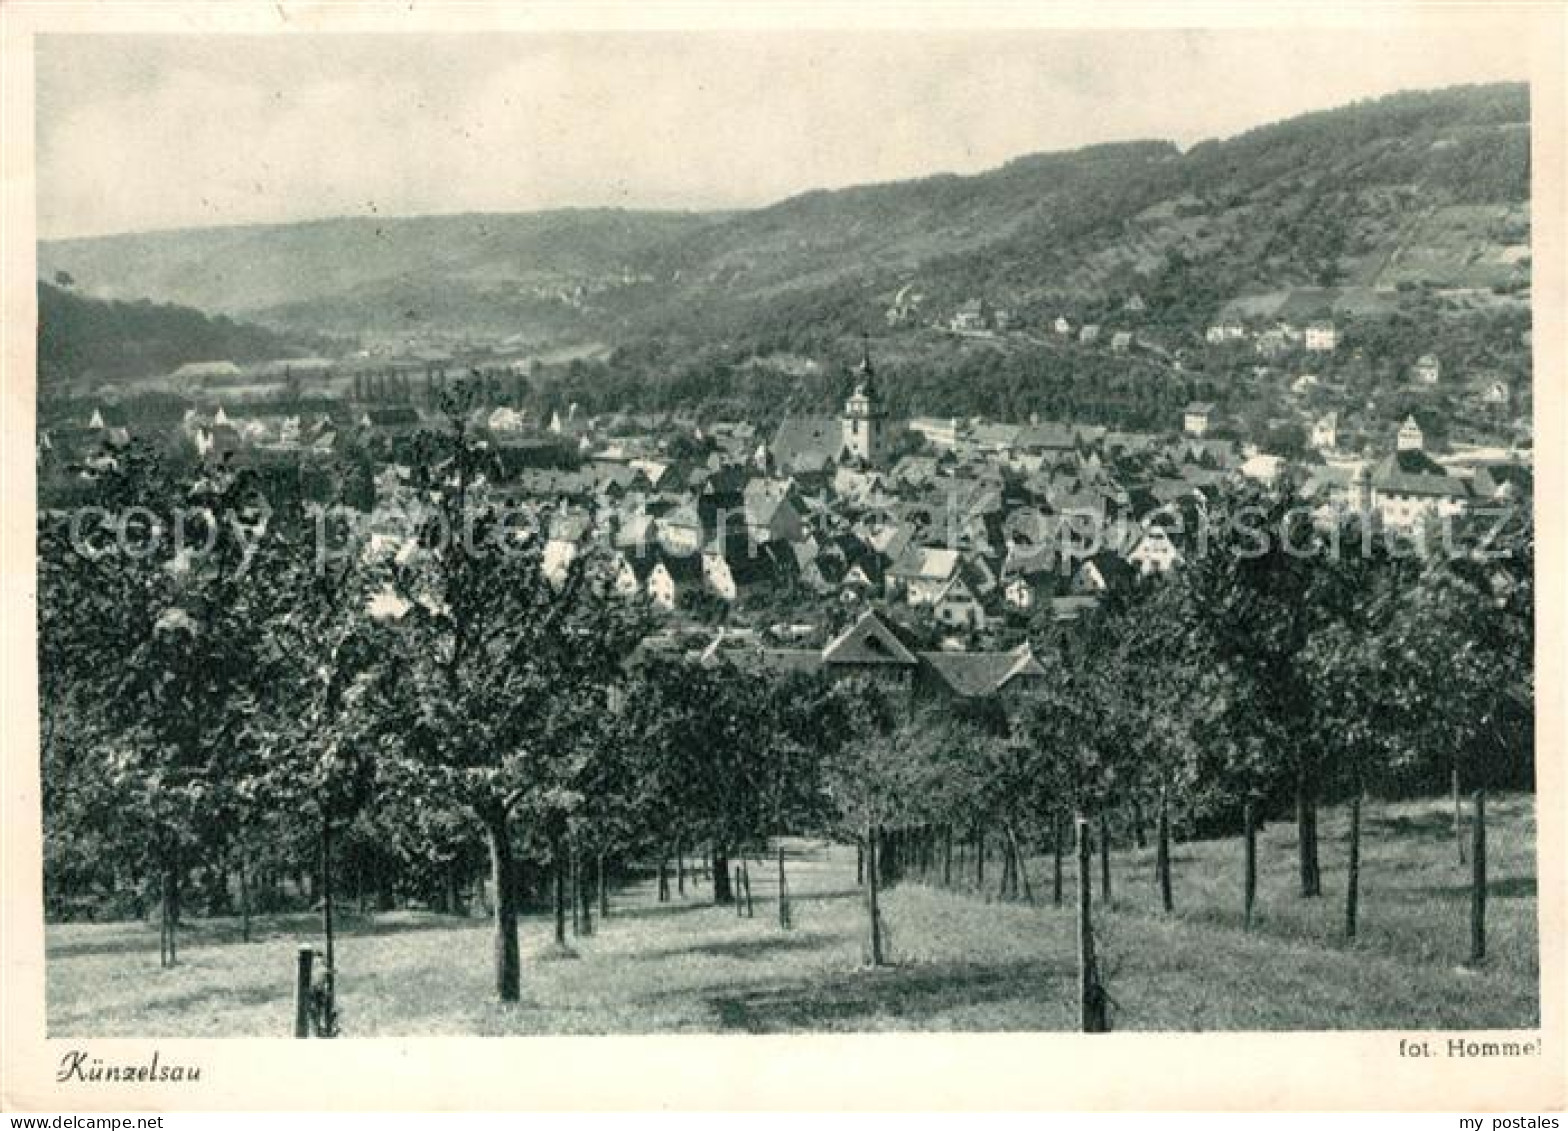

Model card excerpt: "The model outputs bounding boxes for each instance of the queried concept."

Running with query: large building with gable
[748,608,1049,704]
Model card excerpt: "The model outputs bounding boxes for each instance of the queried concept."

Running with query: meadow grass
[45,793,1538,1036]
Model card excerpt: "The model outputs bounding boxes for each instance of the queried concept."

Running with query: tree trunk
[1470,789,1487,965]
[578,854,595,937]
[1156,782,1173,914]
[712,846,733,904]
[657,858,670,903]
[1243,800,1258,930]
[483,810,521,1002]
[677,847,686,897]
[1296,766,1322,897]
[942,826,954,888]
[552,852,568,947]
[1131,798,1147,850]
[741,859,754,919]
[1076,817,1108,1033]
[777,846,793,930]
[865,823,885,966]
[238,854,252,944]
[975,828,986,889]
[998,831,1014,900]
[1006,823,1034,904]
[321,819,336,977]
[855,839,864,886]
[1098,812,1113,908]
[1453,764,1466,867]
[1052,813,1064,908]
[1345,792,1362,941]
[597,853,608,921]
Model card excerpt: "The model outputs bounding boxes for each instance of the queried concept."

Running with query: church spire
[853,334,876,396]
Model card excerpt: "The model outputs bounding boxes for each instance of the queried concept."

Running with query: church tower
[841,342,887,466]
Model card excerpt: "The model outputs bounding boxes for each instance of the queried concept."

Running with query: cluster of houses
[44,339,1530,643]
[1205,317,1339,355]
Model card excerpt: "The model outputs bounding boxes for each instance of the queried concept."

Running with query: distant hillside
[39,209,716,337]
[36,281,342,385]
[38,83,1530,350]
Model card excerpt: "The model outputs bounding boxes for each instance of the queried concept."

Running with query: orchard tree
[374,394,645,1001]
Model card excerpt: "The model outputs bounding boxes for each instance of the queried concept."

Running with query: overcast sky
[36,29,1530,240]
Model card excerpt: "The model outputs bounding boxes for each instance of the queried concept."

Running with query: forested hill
[37,82,1529,351]
[36,281,342,384]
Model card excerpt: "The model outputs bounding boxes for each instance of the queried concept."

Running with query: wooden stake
[866,823,885,966]
[293,946,315,1038]
[1345,792,1362,940]
[1470,789,1487,965]
[1243,800,1257,931]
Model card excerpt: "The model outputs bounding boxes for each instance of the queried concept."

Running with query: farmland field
[46,793,1538,1037]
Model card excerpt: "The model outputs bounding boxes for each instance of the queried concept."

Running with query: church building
[841,345,888,466]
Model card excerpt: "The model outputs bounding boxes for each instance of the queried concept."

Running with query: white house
[1414,354,1442,385]
[889,547,961,606]
[1183,402,1214,438]
[1127,527,1182,575]
[906,416,960,451]
[1311,412,1338,452]
[1397,416,1425,452]
[1304,322,1338,352]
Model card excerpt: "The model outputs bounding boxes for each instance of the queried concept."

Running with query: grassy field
[46,793,1538,1037]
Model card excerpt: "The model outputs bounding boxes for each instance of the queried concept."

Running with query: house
[770,416,842,473]
[359,405,424,436]
[888,546,961,606]
[755,609,1049,702]
[932,572,986,630]
[1049,595,1102,623]
[906,417,960,451]
[1001,571,1045,613]
[1291,373,1320,396]
[1239,452,1286,485]
[1205,320,1246,344]
[1311,413,1338,452]
[171,360,242,382]
[1126,526,1183,575]
[741,478,806,545]
[645,550,705,612]
[702,539,795,602]
[916,643,1048,701]
[1183,402,1214,438]
[1078,324,1101,345]
[964,423,1022,458]
[1481,380,1511,406]
[1254,329,1290,357]
[949,298,991,332]
[1016,421,1078,456]
[1072,551,1133,595]
[1368,449,1471,534]
[1110,330,1133,353]
[1053,316,1073,337]
[1414,354,1442,385]
[1123,294,1147,315]
[1304,322,1338,352]
[1397,416,1425,453]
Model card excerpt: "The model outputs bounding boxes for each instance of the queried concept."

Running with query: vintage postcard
[1,0,1563,1112]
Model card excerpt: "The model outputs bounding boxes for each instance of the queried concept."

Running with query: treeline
[36,280,341,385]
[535,337,1224,430]
[39,390,1532,1013]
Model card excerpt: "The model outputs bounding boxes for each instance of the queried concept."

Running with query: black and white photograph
[7,6,1554,1093]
